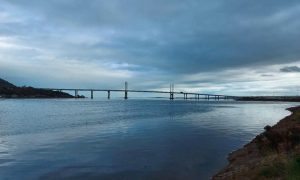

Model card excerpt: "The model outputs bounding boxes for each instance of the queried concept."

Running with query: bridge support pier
[124,82,128,100]
[184,93,188,100]
[125,91,128,99]
[170,93,174,100]
[75,90,78,98]
[108,90,110,99]
[91,90,93,99]
[169,83,174,100]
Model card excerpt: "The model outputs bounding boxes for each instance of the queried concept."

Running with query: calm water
[0,99,298,180]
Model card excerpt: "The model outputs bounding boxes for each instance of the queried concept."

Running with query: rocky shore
[213,106,300,180]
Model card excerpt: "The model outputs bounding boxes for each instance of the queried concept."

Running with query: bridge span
[39,82,235,100]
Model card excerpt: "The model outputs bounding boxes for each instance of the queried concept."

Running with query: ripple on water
[0,99,297,180]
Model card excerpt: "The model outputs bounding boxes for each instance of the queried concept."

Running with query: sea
[0,99,298,180]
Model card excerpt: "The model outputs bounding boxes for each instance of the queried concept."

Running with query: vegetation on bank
[258,155,300,179]
[213,106,300,180]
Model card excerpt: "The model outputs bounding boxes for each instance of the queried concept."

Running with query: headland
[0,78,76,98]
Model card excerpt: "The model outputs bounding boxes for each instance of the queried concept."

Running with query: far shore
[0,86,81,99]
[0,78,85,98]
[213,105,300,179]
[235,96,300,102]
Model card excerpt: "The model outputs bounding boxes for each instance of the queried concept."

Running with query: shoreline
[236,96,300,102]
[213,105,300,179]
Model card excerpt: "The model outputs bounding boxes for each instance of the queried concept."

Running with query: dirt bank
[213,106,300,180]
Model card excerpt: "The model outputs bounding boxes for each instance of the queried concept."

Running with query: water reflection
[0,99,297,179]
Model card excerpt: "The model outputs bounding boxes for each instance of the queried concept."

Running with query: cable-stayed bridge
[40,82,235,100]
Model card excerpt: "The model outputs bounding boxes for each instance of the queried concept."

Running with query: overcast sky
[0,0,300,96]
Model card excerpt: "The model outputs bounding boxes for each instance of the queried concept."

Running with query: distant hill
[0,78,76,98]
[0,78,16,88]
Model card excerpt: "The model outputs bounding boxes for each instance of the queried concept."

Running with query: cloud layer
[0,0,300,95]
[280,66,300,73]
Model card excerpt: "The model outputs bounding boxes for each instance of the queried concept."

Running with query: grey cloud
[2,0,300,75]
[261,74,274,77]
[280,66,300,72]
[1,0,300,95]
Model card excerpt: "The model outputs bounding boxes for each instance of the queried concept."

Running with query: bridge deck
[39,88,234,99]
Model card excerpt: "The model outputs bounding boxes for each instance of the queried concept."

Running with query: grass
[259,161,286,178]
[286,156,300,180]
[258,155,300,180]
